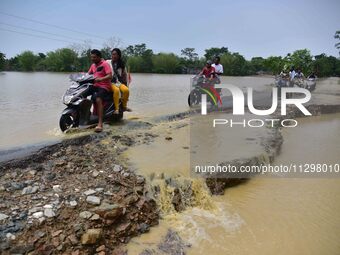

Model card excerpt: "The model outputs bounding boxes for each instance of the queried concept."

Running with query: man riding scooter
[87,49,112,132]
[199,60,216,81]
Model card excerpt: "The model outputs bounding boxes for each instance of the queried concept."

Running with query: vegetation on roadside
[1,31,339,77]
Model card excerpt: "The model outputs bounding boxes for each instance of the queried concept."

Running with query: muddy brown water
[1,73,339,254]
[0,72,274,150]
[126,113,340,255]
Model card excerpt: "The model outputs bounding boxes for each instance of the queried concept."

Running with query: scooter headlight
[63,95,73,104]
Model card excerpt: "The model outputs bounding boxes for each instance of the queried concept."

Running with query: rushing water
[126,114,340,255]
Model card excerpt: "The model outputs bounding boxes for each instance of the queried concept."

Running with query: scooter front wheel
[59,113,79,132]
[188,89,201,106]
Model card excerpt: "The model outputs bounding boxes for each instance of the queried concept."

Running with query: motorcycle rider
[199,60,216,80]
[87,49,113,132]
[308,72,316,79]
[106,48,131,114]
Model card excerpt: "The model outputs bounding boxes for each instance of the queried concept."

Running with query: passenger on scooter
[212,56,223,93]
[212,56,223,76]
[295,69,305,79]
[106,48,131,114]
[87,49,113,132]
[288,67,296,87]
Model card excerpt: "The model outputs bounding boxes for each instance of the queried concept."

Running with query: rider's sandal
[94,126,103,133]
[113,110,119,115]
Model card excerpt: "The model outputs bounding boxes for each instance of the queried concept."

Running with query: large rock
[22,185,39,195]
[86,196,101,205]
[0,213,9,221]
[79,211,93,219]
[90,202,123,220]
[44,208,55,218]
[84,189,96,196]
[81,228,102,245]
[32,212,44,219]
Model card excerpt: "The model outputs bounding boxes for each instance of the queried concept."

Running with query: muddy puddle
[124,113,340,255]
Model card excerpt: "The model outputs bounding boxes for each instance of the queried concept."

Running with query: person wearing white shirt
[211,56,223,94]
[211,56,223,75]
[289,67,296,87]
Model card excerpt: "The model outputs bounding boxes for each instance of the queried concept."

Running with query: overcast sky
[0,0,339,59]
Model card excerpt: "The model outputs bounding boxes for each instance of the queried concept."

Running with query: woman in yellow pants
[111,83,130,114]
[107,48,131,114]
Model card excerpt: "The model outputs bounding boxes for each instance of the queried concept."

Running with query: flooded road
[0,72,190,150]
[0,72,273,154]
[126,114,340,255]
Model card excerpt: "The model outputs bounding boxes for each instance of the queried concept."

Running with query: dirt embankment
[0,128,160,255]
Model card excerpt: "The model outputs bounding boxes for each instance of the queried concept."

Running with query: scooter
[59,73,123,132]
[188,74,221,106]
[293,77,317,91]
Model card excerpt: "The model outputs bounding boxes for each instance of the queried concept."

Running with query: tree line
[1,31,339,77]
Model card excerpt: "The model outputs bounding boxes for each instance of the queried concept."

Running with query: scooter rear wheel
[59,114,79,132]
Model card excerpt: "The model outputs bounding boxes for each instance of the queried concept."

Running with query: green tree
[152,53,180,73]
[6,57,19,71]
[45,48,79,72]
[335,30,340,55]
[101,47,113,60]
[220,52,248,76]
[35,53,47,71]
[181,48,198,62]
[127,56,145,73]
[264,56,284,74]
[17,51,37,71]
[180,48,199,70]
[78,49,91,72]
[0,52,5,71]
[124,43,151,57]
[249,57,267,73]
[288,49,313,73]
[204,47,229,61]
[124,44,153,72]
[313,54,339,77]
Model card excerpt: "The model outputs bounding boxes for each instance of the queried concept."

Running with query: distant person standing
[212,56,223,75]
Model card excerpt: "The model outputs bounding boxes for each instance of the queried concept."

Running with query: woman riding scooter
[106,48,131,114]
